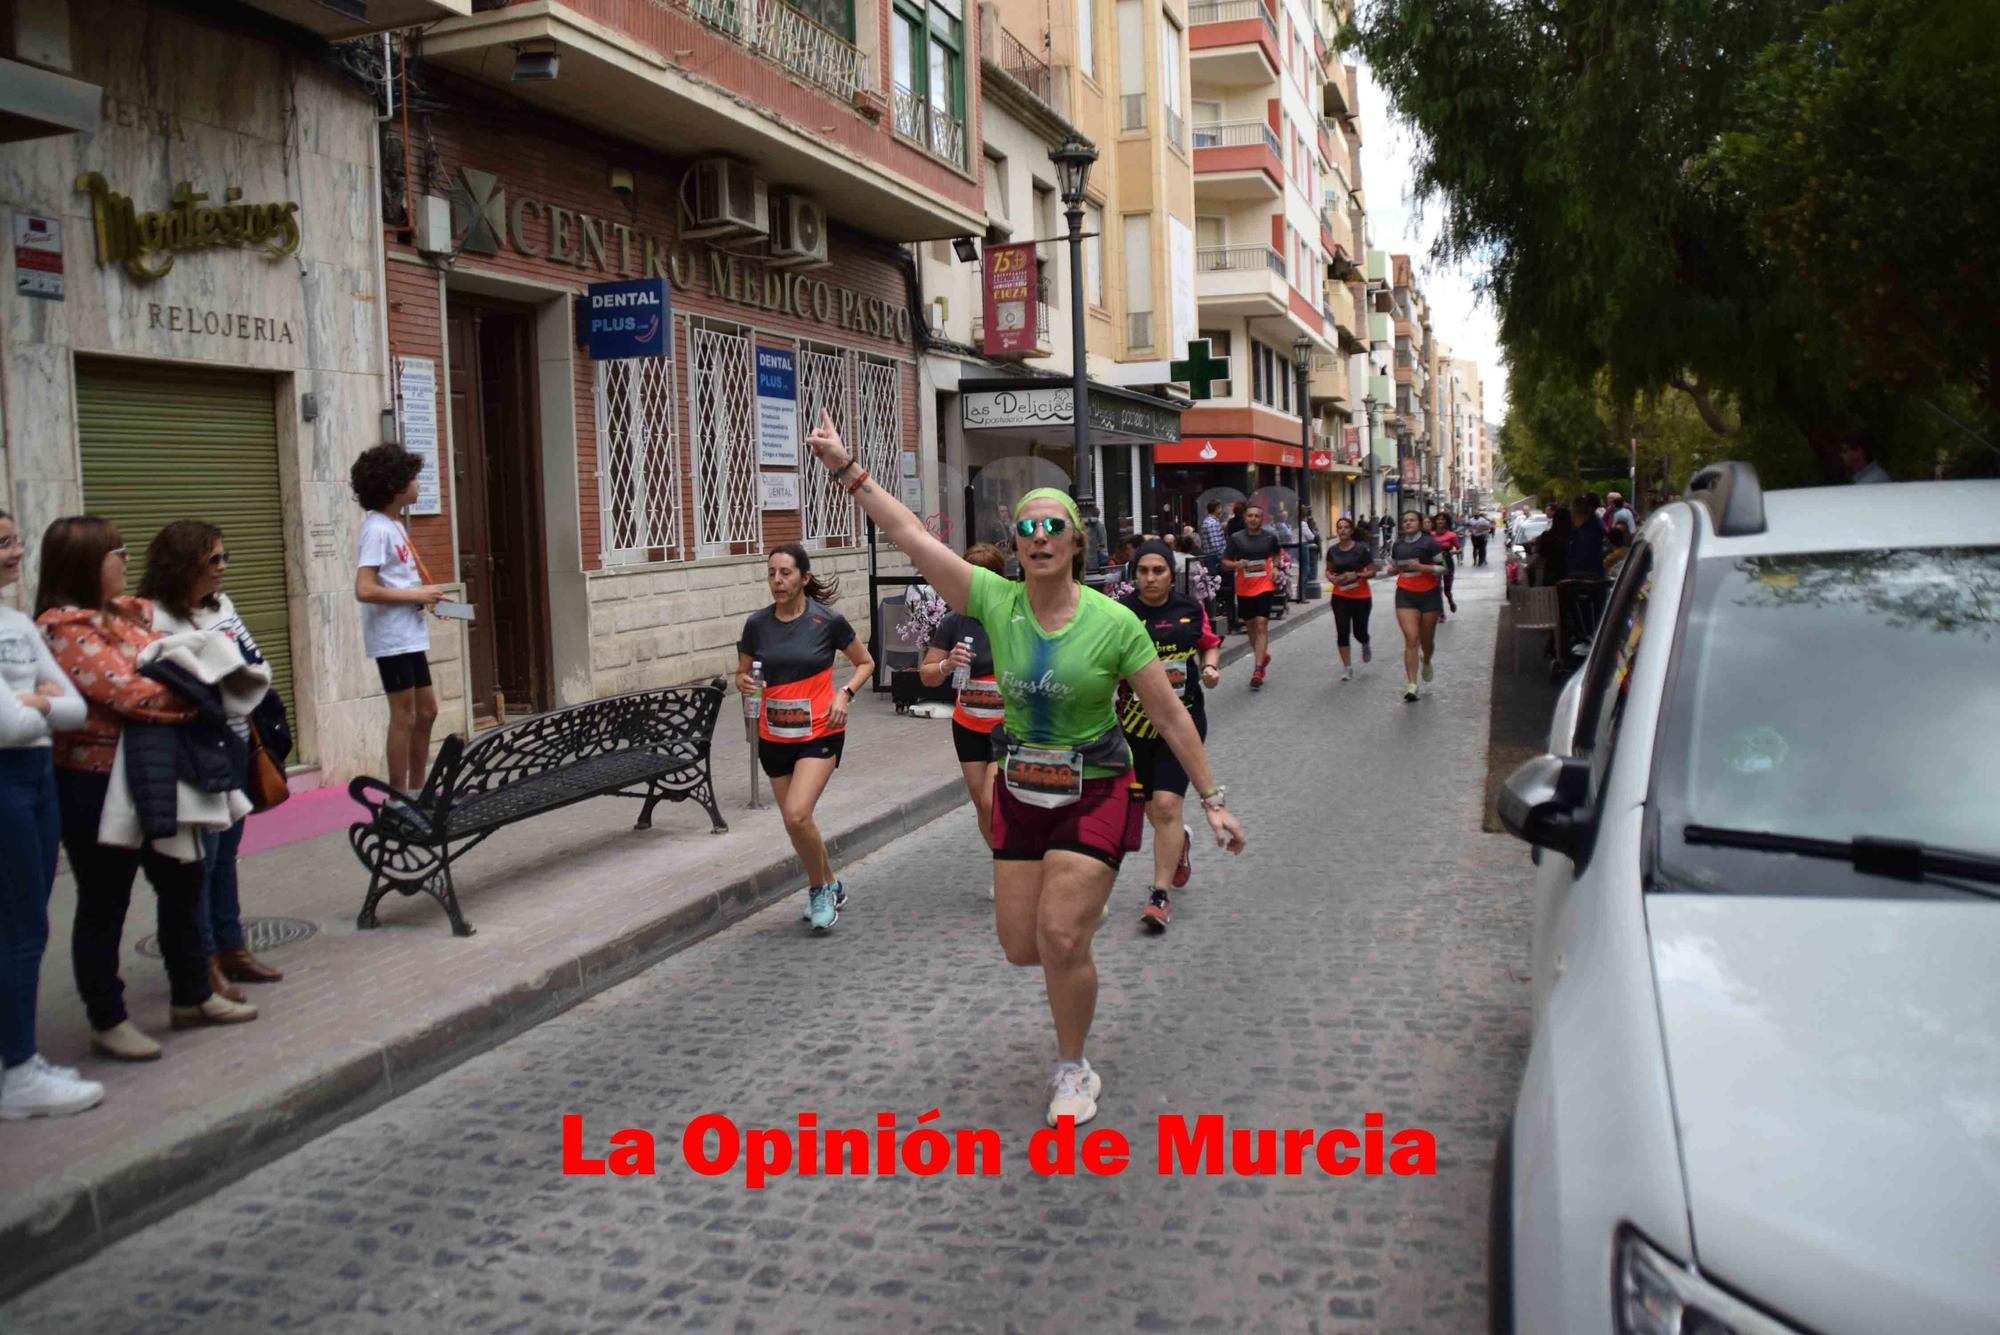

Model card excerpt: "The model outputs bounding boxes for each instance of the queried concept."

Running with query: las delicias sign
[451,166,912,346]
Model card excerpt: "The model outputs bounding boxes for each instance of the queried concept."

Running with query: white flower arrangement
[895,591,952,648]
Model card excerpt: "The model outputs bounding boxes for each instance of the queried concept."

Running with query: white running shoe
[1045,1060,1102,1126]
[1341,665,1353,682]
[1,1055,106,1121]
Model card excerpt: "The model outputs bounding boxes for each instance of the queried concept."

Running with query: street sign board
[980,243,1039,357]
[584,278,669,360]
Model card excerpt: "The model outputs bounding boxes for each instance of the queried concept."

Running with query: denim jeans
[0,748,60,1068]
[200,819,247,955]
[56,767,209,1030]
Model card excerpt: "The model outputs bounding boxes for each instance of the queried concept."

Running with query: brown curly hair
[138,520,225,621]
[349,443,425,512]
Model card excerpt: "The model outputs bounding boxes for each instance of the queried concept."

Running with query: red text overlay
[562,1112,1436,1187]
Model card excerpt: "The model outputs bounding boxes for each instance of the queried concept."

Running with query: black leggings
[56,768,209,1030]
[1331,597,1373,648]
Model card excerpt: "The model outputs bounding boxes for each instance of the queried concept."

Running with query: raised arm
[804,411,974,611]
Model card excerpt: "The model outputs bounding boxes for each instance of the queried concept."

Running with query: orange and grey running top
[737,600,857,743]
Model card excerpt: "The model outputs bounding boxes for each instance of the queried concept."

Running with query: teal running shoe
[808,885,838,932]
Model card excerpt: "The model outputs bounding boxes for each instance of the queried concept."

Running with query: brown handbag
[246,721,290,811]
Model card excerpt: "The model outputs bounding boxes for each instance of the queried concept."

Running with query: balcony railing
[1128,310,1155,348]
[998,25,1054,106]
[1189,0,1279,47]
[1164,104,1185,151]
[1121,93,1147,131]
[892,87,965,166]
[1197,244,1284,276]
[1191,118,1281,157]
[671,0,864,101]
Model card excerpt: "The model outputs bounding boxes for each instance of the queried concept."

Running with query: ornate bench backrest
[426,679,725,822]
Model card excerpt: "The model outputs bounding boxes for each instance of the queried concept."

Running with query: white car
[1492,464,2000,1334]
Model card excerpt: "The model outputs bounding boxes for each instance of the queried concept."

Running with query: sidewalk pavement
[2,600,1326,1298]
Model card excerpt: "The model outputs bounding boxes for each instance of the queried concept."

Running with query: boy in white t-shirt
[350,444,443,791]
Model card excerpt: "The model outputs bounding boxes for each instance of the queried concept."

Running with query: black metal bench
[347,680,729,936]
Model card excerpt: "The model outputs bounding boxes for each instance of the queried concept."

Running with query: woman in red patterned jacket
[35,517,257,1063]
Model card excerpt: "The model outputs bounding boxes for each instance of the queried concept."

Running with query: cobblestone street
[4,565,1535,1334]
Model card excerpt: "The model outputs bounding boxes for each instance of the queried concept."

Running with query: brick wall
[384,76,923,701]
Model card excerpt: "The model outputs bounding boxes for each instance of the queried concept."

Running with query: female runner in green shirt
[805,412,1247,1126]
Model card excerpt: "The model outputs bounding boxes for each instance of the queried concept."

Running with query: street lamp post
[1291,336,1315,604]
[1362,392,1378,522]
[1049,134,1100,567]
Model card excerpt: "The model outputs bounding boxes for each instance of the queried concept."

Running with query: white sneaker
[1,1055,106,1121]
[1045,1060,1102,1126]
[1341,665,1353,681]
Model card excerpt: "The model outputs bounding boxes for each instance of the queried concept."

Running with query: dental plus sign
[1169,338,1231,401]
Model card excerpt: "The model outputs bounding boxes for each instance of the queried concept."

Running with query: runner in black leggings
[1322,516,1378,683]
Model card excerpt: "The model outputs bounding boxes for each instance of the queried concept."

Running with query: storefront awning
[1155,437,1302,469]
[960,377,1183,446]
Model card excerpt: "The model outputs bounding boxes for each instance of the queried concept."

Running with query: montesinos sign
[452,166,910,345]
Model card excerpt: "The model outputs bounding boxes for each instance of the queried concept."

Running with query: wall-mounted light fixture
[951,236,980,264]
[512,40,559,81]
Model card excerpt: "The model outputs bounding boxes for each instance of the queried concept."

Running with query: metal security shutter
[75,360,295,721]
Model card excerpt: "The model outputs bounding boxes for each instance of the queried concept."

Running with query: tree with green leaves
[1348,0,2000,488]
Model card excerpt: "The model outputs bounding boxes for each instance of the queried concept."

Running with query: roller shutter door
[75,360,296,728]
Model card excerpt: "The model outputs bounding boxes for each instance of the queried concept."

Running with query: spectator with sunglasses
[36,516,255,1064]
[141,522,286,1001]
[804,410,1246,1129]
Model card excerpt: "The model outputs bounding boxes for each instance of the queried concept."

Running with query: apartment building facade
[4,0,998,784]
[1151,0,1359,531]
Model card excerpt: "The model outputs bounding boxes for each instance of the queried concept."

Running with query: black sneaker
[1141,888,1172,932]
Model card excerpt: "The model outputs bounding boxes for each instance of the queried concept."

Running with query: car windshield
[1517,518,1549,542]
[1654,545,2000,898]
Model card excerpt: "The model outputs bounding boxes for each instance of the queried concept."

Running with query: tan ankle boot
[216,947,283,983]
[207,956,247,1003]
[170,994,258,1029]
[91,1020,164,1061]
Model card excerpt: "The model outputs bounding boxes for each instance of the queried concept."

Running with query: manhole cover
[136,916,319,959]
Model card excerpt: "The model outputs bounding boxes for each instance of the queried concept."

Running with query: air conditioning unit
[768,193,829,266]
[689,159,768,238]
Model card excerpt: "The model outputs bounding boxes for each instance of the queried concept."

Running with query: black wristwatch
[841,686,857,701]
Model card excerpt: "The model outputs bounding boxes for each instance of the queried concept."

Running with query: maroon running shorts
[991,770,1145,869]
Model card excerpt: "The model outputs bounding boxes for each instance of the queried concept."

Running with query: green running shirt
[964,567,1158,777]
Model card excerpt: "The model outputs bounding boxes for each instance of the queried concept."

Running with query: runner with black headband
[737,543,874,932]
[1117,540,1222,932]
[918,543,1007,899]
[1323,515,1378,682]
[803,411,1246,1126]
[1389,511,1446,702]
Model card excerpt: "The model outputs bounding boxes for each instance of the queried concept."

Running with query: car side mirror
[1498,753,1593,862]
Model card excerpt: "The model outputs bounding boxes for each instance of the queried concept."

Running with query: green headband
[1012,487,1082,528]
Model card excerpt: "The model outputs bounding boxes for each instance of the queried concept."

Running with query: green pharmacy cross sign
[1169,338,1231,401]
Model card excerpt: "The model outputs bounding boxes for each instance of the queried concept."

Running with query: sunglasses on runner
[208,550,231,568]
[1015,517,1069,538]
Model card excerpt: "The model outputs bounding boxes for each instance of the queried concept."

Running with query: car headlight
[1616,1230,1801,1335]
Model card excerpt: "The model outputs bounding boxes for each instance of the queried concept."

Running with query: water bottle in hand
[744,660,764,722]
[951,637,974,691]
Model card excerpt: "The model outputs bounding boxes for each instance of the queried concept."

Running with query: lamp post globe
[1048,135,1101,568]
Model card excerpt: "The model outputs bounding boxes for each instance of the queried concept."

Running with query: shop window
[596,351,682,563]
[799,343,857,548]
[689,320,763,557]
